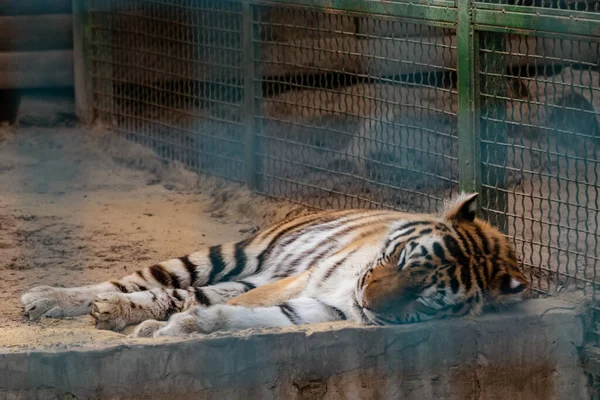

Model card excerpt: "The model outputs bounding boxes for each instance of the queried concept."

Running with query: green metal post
[72,0,94,124]
[242,1,261,190]
[94,0,114,127]
[457,0,481,196]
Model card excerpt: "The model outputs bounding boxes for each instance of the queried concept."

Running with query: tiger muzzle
[359,265,418,313]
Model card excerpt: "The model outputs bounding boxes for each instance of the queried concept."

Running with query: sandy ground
[0,97,308,350]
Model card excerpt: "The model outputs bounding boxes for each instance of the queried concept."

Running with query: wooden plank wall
[0,0,73,89]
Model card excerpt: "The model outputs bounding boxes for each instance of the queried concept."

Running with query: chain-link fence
[82,0,600,297]
[91,0,246,181]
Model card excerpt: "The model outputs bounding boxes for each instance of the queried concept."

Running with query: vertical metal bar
[96,0,113,127]
[243,1,259,190]
[457,0,480,196]
[72,0,94,123]
[94,0,114,127]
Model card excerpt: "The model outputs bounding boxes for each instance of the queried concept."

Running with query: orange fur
[227,271,310,307]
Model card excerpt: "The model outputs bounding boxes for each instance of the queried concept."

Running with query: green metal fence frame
[74,0,600,207]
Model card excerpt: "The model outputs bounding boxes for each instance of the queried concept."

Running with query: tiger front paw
[91,292,142,331]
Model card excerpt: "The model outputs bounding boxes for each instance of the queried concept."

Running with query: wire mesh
[254,6,459,212]
[475,0,600,11]
[91,0,246,182]
[87,0,600,295]
[479,33,600,295]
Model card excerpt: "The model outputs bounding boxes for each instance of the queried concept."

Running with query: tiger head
[356,192,529,324]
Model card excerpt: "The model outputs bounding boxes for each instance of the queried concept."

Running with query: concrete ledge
[0,299,588,400]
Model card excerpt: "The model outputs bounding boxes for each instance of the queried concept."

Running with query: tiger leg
[91,281,258,331]
[21,241,252,320]
[95,272,310,331]
[132,297,348,338]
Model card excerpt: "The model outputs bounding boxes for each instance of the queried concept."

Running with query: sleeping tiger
[21,192,529,338]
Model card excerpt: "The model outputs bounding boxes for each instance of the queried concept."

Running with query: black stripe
[265,209,344,242]
[399,220,431,229]
[135,270,146,280]
[150,291,157,301]
[320,302,347,320]
[208,245,226,284]
[435,223,450,232]
[323,250,357,282]
[454,228,473,256]
[276,217,343,249]
[388,234,423,258]
[179,255,198,287]
[149,264,173,287]
[385,223,426,247]
[172,290,183,301]
[138,285,148,291]
[472,259,486,290]
[167,294,178,317]
[462,229,481,256]
[287,242,337,277]
[221,241,249,282]
[443,235,469,265]
[277,211,387,250]
[255,218,325,275]
[460,264,473,292]
[491,237,501,259]
[488,256,501,282]
[394,227,416,239]
[238,281,256,291]
[277,213,391,272]
[279,303,301,325]
[111,281,128,293]
[388,241,404,259]
[447,264,460,294]
[429,274,438,284]
[258,211,391,275]
[170,272,183,289]
[432,242,447,262]
[194,288,211,306]
[419,228,433,235]
[472,224,490,254]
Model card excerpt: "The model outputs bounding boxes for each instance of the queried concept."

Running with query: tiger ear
[442,193,478,222]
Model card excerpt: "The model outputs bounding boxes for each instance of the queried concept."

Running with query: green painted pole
[72,0,94,124]
[457,0,481,197]
[242,2,261,190]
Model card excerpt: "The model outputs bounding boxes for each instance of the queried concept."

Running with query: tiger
[21,192,529,338]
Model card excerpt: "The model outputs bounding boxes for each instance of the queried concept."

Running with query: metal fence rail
[76,0,600,297]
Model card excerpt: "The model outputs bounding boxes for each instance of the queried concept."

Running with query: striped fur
[21,193,529,337]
